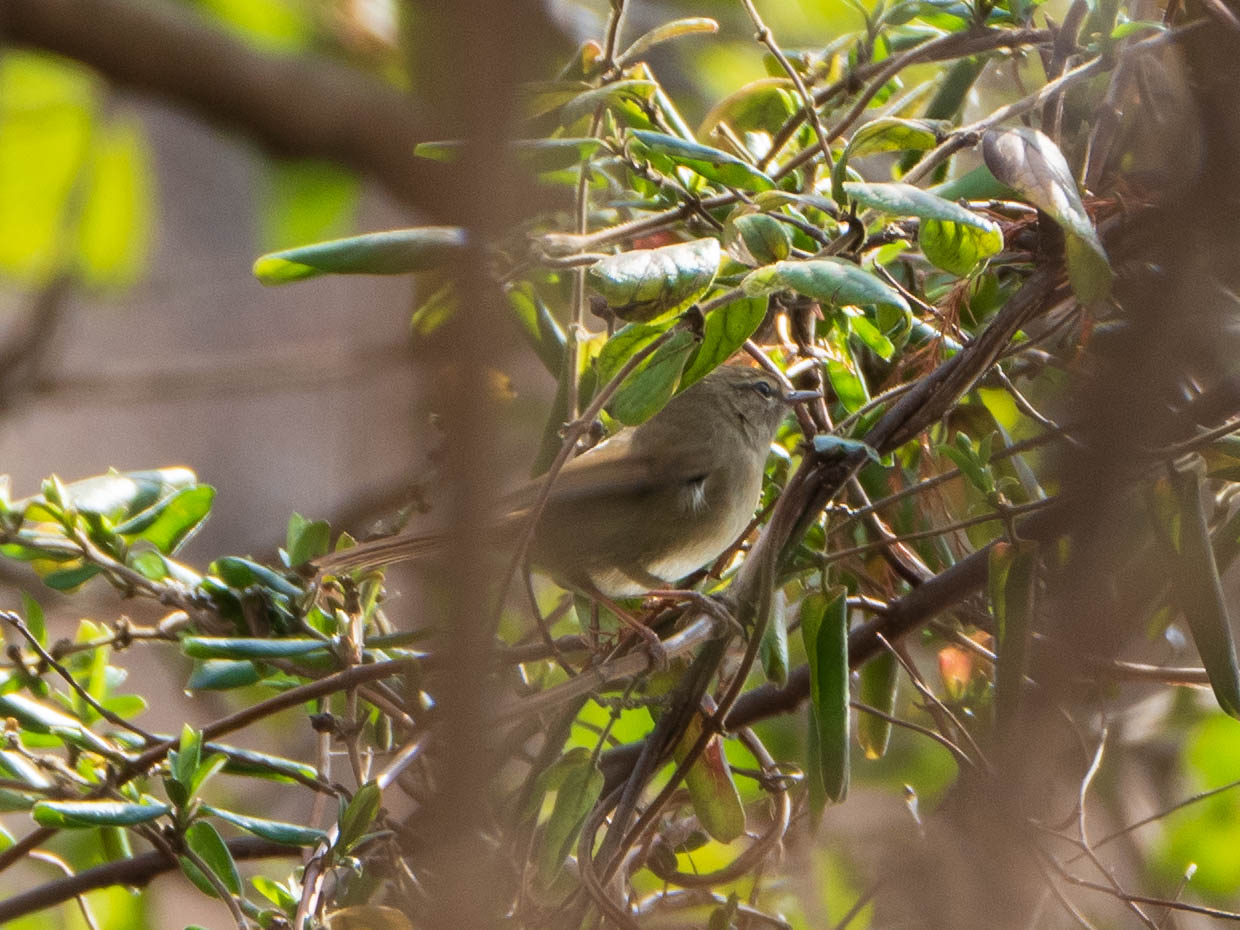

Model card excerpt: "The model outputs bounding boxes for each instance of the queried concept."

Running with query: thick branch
[0,0,445,212]
[0,836,292,924]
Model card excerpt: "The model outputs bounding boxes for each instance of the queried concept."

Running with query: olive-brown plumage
[316,365,801,596]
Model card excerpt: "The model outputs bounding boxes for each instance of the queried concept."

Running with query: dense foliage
[3,1,1240,928]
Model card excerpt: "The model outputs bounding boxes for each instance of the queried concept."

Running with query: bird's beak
[783,389,821,405]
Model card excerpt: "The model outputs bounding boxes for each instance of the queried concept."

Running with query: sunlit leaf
[680,296,768,388]
[115,486,215,555]
[180,820,241,897]
[181,637,330,661]
[832,117,942,202]
[253,226,467,284]
[629,129,775,191]
[698,77,797,146]
[802,588,850,804]
[286,512,330,568]
[743,258,909,314]
[196,0,314,51]
[203,804,327,846]
[617,18,719,65]
[507,284,566,375]
[33,799,170,828]
[588,237,720,323]
[19,467,198,524]
[552,80,657,125]
[723,212,791,266]
[982,127,1111,303]
[0,53,96,284]
[609,329,697,425]
[77,116,151,289]
[260,159,359,252]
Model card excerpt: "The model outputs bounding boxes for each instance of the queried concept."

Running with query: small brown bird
[316,364,813,597]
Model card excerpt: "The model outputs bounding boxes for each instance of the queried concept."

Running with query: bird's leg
[644,589,743,640]
[583,587,669,670]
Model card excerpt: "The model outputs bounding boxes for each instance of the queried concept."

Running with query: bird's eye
[753,381,775,398]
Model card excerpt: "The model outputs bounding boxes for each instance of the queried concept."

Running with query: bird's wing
[503,430,718,512]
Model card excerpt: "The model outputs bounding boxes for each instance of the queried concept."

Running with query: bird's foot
[587,589,669,670]
[644,589,743,640]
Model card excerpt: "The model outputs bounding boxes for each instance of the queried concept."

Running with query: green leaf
[0,53,96,286]
[843,180,1003,276]
[921,217,1003,276]
[260,159,358,252]
[801,588,850,803]
[680,296,768,388]
[286,512,330,568]
[846,312,895,361]
[678,716,746,843]
[0,692,115,755]
[588,237,721,323]
[19,592,45,647]
[171,723,202,789]
[982,127,1111,303]
[940,436,993,495]
[115,486,215,554]
[929,163,1014,202]
[180,820,241,898]
[594,319,675,388]
[33,799,171,828]
[832,117,942,203]
[252,875,298,910]
[535,751,604,887]
[197,0,314,50]
[857,651,899,760]
[209,556,303,597]
[181,637,330,661]
[337,781,382,854]
[77,116,151,290]
[1168,461,1240,718]
[812,435,881,463]
[129,550,168,581]
[415,137,605,172]
[212,743,319,783]
[759,591,790,685]
[185,660,263,692]
[723,212,791,266]
[555,79,657,125]
[742,258,910,314]
[202,805,327,846]
[609,329,698,425]
[41,564,103,592]
[19,467,198,524]
[844,117,941,160]
[988,540,1038,729]
[629,129,775,191]
[252,226,467,284]
[825,355,870,413]
[699,77,798,143]
[507,284,566,375]
[617,17,718,64]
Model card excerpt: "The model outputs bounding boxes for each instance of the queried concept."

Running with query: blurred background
[4,1,1240,928]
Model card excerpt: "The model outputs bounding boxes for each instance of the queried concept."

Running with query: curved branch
[0,836,294,924]
[0,0,445,212]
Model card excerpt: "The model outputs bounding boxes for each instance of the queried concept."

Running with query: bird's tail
[313,531,446,575]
